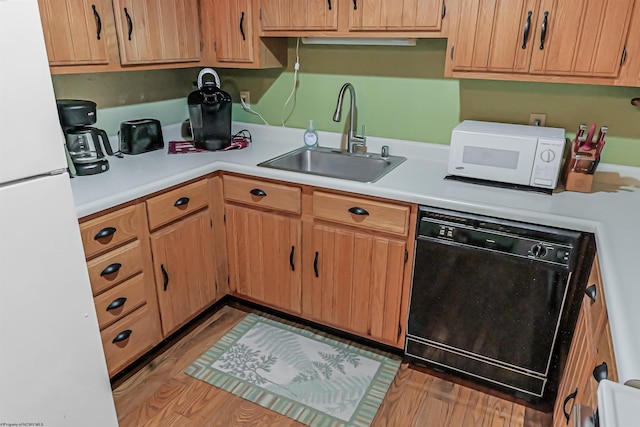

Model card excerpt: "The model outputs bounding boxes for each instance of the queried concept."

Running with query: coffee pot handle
[93,128,114,156]
[89,128,105,158]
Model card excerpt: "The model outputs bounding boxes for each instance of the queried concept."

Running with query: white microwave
[448,120,566,190]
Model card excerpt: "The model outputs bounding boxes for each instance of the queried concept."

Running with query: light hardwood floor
[112,305,551,426]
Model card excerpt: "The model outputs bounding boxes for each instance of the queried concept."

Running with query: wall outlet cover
[529,113,547,126]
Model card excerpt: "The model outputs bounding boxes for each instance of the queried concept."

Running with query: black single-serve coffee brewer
[188,68,232,151]
[57,99,114,176]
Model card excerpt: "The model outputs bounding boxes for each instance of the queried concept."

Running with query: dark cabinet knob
[250,188,267,197]
[585,285,597,302]
[100,263,122,276]
[106,297,127,311]
[174,197,190,207]
[593,362,608,383]
[348,207,369,216]
[112,329,132,343]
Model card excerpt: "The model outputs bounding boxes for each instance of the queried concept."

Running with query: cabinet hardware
[404,249,408,263]
[92,5,102,40]
[585,284,597,302]
[290,246,295,271]
[250,188,267,197]
[442,2,446,19]
[632,98,640,106]
[593,362,608,382]
[328,0,332,10]
[174,197,190,207]
[450,45,454,60]
[314,251,319,277]
[562,388,578,423]
[259,8,262,20]
[539,11,549,50]
[161,264,169,291]
[621,47,627,65]
[106,297,127,311]
[348,206,369,216]
[353,0,357,10]
[124,7,133,41]
[100,263,122,277]
[94,226,116,240]
[112,329,132,343]
[522,11,532,49]
[397,324,402,339]
[240,11,246,41]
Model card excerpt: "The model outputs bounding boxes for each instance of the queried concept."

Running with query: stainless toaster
[119,118,164,155]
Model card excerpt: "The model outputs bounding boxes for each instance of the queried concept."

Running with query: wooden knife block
[565,149,596,193]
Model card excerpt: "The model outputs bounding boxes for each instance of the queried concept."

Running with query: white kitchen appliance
[0,1,118,425]
[448,120,566,191]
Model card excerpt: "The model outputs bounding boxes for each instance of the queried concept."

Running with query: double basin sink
[258,146,406,183]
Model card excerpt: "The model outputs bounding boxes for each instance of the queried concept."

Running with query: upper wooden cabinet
[349,0,444,31]
[259,0,446,36]
[112,0,202,65]
[449,0,635,83]
[260,0,338,31]
[200,0,287,68]
[38,0,112,66]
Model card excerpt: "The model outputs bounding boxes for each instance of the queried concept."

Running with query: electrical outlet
[529,113,547,126]
[240,91,251,108]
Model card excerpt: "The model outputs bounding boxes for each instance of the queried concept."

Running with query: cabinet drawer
[80,205,143,258]
[313,191,410,235]
[94,274,147,330]
[101,305,157,376]
[146,180,209,230]
[223,175,301,214]
[86,240,144,295]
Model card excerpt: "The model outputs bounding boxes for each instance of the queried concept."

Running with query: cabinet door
[349,0,443,31]
[529,0,633,77]
[553,299,594,427]
[305,224,406,345]
[112,0,201,65]
[212,0,254,63]
[226,204,302,313]
[150,210,217,336]
[38,0,110,65]
[260,0,338,30]
[452,0,539,72]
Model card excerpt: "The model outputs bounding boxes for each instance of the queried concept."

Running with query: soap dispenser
[303,120,319,148]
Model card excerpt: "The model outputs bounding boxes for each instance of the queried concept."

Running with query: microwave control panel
[530,137,565,189]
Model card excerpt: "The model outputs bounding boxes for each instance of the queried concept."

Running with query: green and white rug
[186,313,401,427]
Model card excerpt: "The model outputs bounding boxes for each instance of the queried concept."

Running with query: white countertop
[71,122,640,386]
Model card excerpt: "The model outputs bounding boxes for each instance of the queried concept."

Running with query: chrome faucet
[332,83,366,153]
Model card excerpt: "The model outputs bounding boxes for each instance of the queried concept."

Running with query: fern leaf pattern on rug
[186,314,401,427]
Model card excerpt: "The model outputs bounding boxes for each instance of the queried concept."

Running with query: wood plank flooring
[112,305,551,426]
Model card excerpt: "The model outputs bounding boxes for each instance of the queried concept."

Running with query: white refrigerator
[0,1,118,425]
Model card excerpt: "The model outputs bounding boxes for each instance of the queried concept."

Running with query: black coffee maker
[188,68,232,151]
[57,99,114,176]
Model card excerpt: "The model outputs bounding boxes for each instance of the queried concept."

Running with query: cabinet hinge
[450,45,455,60]
[621,47,627,65]
[442,2,446,19]
[404,249,409,263]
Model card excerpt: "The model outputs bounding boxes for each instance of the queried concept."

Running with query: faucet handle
[381,145,389,158]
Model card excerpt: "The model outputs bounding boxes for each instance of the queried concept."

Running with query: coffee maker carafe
[188,68,232,151]
[57,99,114,176]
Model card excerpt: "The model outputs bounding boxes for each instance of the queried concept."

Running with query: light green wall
[51,39,640,166]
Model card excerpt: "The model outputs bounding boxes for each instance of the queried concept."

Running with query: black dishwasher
[406,206,594,406]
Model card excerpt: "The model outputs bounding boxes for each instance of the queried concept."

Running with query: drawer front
[313,191,410,235]
[223,175,301,214]
[101,305,157,376]
[146,180,209,230]
[86,240,144,295]
[80,204,142,258]
[94,274,147,330]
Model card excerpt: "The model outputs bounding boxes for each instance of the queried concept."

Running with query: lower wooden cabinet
[79,202,162,377]
[553,254,617,426]
[150,209,218,337]
[223,174,416,349]
[225,204,302,313]
[304,223,407,345]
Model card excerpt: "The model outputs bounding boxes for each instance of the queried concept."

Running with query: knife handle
[582,124,597,150]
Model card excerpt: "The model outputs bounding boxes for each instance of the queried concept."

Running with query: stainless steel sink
[258,146,406,183]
